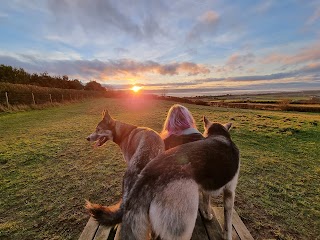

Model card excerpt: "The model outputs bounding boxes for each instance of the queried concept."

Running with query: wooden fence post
[5,92,9,108]
[32,93,36,105]
[49,94,52,103]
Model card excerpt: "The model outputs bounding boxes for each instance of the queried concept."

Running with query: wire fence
[0,91,101,108]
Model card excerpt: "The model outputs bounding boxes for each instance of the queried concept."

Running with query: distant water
[148,88,320,97]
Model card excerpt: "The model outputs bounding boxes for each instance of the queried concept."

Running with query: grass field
[0,98,319,239]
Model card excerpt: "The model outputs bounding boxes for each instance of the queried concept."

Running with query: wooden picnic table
[79,206,254,240]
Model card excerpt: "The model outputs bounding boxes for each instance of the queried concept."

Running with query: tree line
[0,64,106,91]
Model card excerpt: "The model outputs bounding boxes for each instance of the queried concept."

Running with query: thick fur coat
[86,110,165,225]
[119,118,240,240]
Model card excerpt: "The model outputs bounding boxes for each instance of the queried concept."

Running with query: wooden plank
[114,225,121,240]
[200,209,223,240]
[79,217,100,240]
[212,207,240,240]
[79,208,253,240]
[93,224,112,240]
[230,209,254,240]
[191,210,210,240]
[213,207,254,240]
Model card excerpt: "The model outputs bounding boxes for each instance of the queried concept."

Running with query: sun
[131,85,142,93]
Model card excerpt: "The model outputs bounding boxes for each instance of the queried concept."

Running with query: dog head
[86,110,115,147]
[203,116,232,138]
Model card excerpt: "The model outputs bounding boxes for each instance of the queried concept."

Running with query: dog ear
[102,109,115,124]
[102,109,110,119]
[224,122,232,131]
[203,116,210,129]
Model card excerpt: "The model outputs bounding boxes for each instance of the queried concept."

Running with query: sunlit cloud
[187,10,220,42]
[0,53,210,81]
[1,0,320,95]
[199,11,219,24]
[217,53,255,73]
[262,42,320,65]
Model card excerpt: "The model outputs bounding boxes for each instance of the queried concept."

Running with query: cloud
[109,62,320,90]
[110,79,320,96]
[223,72,296,82]
[0,12,9,18]
[0,54,210,80]
[187,10,220,42]
[225,53,255,70]
[114,48,129,54]
[46,0,167,42]
[199,11,219,24]
[215,53,255,73]
[262,42,320,65]
[253,0,275,13]
[306,6,320,25]
[299,62,320,74]
[3,51,318,95]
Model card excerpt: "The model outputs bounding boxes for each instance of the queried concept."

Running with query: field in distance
[0,98,319,239]
[186,90,320,112]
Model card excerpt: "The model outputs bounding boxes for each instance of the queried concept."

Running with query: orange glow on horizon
[131,85,142,93]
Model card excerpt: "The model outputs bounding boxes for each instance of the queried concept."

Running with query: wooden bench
[79,207,254,240]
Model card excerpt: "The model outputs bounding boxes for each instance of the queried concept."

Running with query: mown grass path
[0,98,319,239]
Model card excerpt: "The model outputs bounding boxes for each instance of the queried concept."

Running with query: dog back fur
[120,121,239,240]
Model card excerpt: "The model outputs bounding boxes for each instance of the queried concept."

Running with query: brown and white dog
[119,117,240,240]
[85,110,165,225]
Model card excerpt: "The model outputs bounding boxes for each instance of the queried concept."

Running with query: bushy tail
[85,200,123,226]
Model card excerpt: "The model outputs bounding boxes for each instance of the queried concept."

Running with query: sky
[1,0,320,96]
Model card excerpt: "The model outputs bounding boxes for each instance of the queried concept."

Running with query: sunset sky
[1,0,320,96]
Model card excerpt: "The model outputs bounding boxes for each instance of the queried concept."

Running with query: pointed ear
[102,109,107,118]
[102,109,110,120]
[224,122,232,131]
[203,116,210,129]
[102,109,115,124]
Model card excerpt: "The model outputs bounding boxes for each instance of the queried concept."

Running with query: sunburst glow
[131,86,142,93]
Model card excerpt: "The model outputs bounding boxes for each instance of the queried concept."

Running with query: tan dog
[86,110,165,225]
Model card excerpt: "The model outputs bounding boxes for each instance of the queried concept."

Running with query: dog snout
[86,136,91,141]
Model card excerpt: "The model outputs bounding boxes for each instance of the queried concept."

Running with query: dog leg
[114,224,121,240]
[120,209,151,240]
[199,190,213,220]
[149,179,198,240]
[223,188,235,240]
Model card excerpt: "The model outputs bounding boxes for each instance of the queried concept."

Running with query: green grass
[0,98,319,239]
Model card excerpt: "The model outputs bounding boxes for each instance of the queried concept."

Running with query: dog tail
[85,200,123,226]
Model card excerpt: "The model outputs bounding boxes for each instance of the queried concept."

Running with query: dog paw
[222,231,232,240]
[201,210,213,220]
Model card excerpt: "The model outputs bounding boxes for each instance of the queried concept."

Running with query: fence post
[49,94,52,103]
[5,92,9,108]
[62,94,64,102]
[32,92,36,105]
